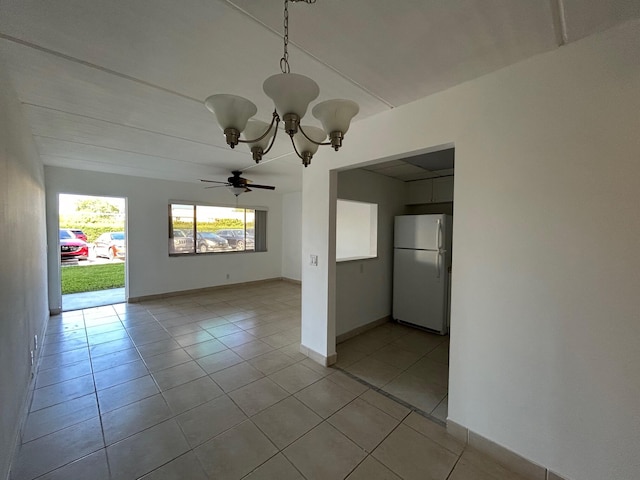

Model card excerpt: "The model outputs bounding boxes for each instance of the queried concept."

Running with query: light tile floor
[336,322,450,422]
[12,281,526,480]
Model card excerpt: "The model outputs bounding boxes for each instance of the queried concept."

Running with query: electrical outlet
[226,273,230,279]
[310,255,318,266]
[30,350,34,366]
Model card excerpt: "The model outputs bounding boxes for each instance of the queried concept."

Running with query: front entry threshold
[62,287,125,311]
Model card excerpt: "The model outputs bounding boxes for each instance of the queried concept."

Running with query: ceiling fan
[200,171,276,196]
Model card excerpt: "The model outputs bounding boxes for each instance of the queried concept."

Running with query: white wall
[0,58,49,479]
[335,169,405,336]
[301,20,640,480]
[281,192,302,281]
[301,168,337,359]
[45,167,284,308]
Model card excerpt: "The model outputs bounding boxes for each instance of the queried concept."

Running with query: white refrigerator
[393,214,452,334]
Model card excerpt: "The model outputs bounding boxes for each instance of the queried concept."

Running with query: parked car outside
[69,229,88,242]
[59,229,89,261]
[213,229,255,251]
[169,229,194,254]
[94,232,126,260]
[196,232,230,253]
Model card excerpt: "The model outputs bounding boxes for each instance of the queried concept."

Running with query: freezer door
[394,215,443,250]
[393,248,448,334]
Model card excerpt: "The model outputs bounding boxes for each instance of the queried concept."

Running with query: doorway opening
[333,146,454,423]
[58,194,127,311]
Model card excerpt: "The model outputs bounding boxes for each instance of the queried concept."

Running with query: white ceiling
[1,0,638,192]
[362,148,455,182]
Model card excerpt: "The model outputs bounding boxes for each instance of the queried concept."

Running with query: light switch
[310,255,318,266]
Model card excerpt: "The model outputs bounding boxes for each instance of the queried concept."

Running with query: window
[336,199,378,261]
[169,204,267,255]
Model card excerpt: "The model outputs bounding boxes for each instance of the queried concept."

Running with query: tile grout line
[18,285,314,478]
[444,454,465,480]
[336,326,447,397]
[333,366,447,428]
[20,310,106,479]
[84,306,113,480]
[240,364,405,478]
[322,384,413,480]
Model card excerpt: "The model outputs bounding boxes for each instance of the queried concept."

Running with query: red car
[60,229,89,260]
[70,229,88,242]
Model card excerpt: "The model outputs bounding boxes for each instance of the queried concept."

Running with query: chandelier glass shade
[204,0,359,167]
[263,73,319,124]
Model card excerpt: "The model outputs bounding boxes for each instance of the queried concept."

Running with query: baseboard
[445,419,468,444]
[446,421,571,480]
[281,277,301,285]
[336,315,391,344]
[128,277,293,303]
[547,472,571,480]
[300,344,337,367]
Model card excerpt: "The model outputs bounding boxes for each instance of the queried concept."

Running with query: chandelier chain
[280,0,316,74]
[280,0,290,73]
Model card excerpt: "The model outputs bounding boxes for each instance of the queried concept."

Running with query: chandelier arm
[236,111,280,144]
[298,124,332,146]
[261,116,281,156]
[288,134,305,161]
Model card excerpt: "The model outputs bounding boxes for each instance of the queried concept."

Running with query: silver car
[94,232,126,260]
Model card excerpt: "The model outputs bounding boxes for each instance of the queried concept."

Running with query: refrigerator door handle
[436,219,443,278]
[436,249,448,278]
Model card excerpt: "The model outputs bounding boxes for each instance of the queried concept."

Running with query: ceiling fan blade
[202,172,274,193]
[200,179,228,184]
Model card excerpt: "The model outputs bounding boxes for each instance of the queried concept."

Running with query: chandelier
[204,0,359,167]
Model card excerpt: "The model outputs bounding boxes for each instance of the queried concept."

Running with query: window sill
[336,255,377,263]
[169,250,261,257]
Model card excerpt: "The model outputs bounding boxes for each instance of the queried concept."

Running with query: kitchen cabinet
[405,176,453,205]
[406,178,433,205]
[432,176,454,203]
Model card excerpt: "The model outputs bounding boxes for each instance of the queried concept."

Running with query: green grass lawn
[61,263,125,294]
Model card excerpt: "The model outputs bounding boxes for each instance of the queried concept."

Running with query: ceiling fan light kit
[204,0,359,167]
[228,186,248,196]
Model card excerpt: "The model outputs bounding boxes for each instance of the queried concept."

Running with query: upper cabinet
[405,176,454,205]
[406,178,433,205]
[432,176,454,203]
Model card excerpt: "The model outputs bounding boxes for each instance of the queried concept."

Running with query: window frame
[168,202,267,257]
[335,199,378,262]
